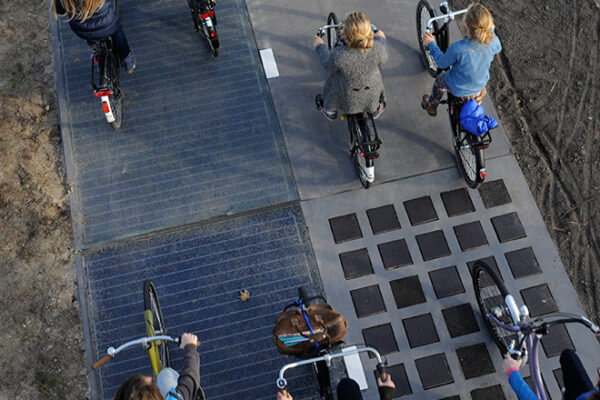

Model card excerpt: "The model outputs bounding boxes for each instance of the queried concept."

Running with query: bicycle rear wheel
[349,115,374,189]
[108,51,122,130]
[326,12,340,50]
[416,0,440,76]
[144,280,170,377]
[452,118,484,188]
[473,261,517,355]
[201,16,219,57]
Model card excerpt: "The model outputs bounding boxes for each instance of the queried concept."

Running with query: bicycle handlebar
[276,346,385,390]
[93,335,182,369]
[425,8,468,34]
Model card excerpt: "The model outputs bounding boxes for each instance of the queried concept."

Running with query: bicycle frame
[276,346,385,391]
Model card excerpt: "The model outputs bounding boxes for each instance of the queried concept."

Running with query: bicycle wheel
[326,12,340,50]
[348,116,373,189]
[416,0,440,77]
[315,360,333,400]
[473,261,517,355]
[144,280,170,377]
[451,110,484,188]
[108,50,122,130]
[201,17,219,57]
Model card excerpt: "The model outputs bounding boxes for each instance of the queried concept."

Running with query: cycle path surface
[49,0,600,398]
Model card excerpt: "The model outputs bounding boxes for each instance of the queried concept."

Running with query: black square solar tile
[404,196,438,226]
[350,284,387,318]
[478,179,512,209]
[416,230,451,261]
[440,188,475,217]
[453,221,488,251]
[378,239,413,270]
[329,213,363,244]
[553,368,564,390]
[384,364,411,397]
[389,275,426,309]
[505,247,542,278]
[339,248,373,280]
[438,397,460,400]
[366,204,401,234]
[456,343,495,379]
[467,256,502,287]
[362,324,398,358]
[429,266,464,298]
[442,303,480,338]
[471,384,505,400]
[403,313,440,348]
[491,212,527,243]
[520,284,559,317]
[415,353,453,390]
[541,324,575,357]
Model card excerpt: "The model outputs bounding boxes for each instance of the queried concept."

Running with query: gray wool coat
[316,36,388,115]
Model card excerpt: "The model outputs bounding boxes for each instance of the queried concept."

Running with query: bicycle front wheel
[473,261,517,355]
[326,12,340,50]
[144,280,170,377]
[416,0,440,77]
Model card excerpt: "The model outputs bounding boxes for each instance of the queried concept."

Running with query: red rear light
[201,11,215,18]
[210,32,216,37]
[95,90,111,97]
[480,169,487,179]
[102,102,110,113]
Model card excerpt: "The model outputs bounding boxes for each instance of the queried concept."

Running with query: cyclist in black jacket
[277,374,395,400]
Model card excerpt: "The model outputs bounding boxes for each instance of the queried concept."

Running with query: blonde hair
[53,0,106,22]
[464,3,494,45]
[113,375,163,400]
[342,11,374,50]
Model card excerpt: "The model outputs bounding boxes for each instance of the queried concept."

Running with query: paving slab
[301,155,600,399]
[50,0,296,248]
[82,205,321,400]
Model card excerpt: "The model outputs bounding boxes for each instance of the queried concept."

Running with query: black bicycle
[187,0,219,57]
[416,1,492,188]
[316,12,382,189]
[90,38,122,130]
[276,287,387,400]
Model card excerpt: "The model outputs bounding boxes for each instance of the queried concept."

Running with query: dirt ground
[0,0,598,399]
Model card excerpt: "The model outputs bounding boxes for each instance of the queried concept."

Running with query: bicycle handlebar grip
[376,362,388,381]
[177,336,201,347]
[92,354,112,369]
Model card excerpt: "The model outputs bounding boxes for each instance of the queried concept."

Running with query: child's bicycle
[415,1,492,188]
[187,0,219,57]
[316,13,383,189]
[275,287,388,400]
[93,280,205,399]
[472,260,600,400]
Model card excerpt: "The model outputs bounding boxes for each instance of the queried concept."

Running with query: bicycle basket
[273,302,347,356]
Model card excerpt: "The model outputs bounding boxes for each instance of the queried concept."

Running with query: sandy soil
[0,0,597,398]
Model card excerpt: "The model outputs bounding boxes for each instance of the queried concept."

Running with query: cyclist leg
[422,72,446,116]
[560,349,594,400]
[110,22,136,72]
[336,378,362,400]
[156,367,180,398]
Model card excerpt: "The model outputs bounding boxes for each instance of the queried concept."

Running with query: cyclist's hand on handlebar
[277,389,293,400]
[180,333,198,349]
[502,354,523,376]
[313,35,325,49]
[423,32,435,46]
[377,374,395,389]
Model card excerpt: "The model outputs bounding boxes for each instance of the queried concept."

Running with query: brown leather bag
[273,303,347,356]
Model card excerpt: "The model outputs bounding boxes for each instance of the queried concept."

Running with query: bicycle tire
[315,360,333,400]
[416,0,440,77]
[472,261,517,355]
[349,116,371,189]
[326,12,339,50]
[200,16,219,57]
[108,49,122,130]
[144,280,170,376]
[453,127,484,188]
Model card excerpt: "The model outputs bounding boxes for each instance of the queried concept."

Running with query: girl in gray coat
[314,11,388,120]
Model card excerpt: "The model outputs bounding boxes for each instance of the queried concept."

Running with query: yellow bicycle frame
[144,309,164,377]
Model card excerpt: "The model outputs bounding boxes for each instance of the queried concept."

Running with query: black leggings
[561,349,595,400]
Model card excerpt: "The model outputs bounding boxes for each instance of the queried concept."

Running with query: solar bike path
[51,0,296,250]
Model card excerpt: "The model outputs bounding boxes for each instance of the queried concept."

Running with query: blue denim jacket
[427,30,501,96]
[509,370,598,400]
